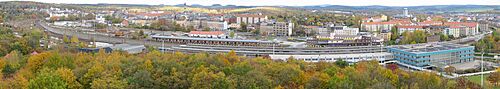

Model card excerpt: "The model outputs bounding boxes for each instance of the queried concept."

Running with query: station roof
[151,35,276,43]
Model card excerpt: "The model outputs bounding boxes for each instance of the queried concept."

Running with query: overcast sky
[4,0,500,6]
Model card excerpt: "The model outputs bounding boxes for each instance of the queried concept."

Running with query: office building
[387,42,474,69]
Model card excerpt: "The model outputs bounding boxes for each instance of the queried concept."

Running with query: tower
[404,8,409,17]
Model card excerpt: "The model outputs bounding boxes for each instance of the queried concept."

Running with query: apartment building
[260,21,294,36]
[236,14,268,24]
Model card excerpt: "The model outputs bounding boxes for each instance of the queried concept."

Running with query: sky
[4,0,500,6]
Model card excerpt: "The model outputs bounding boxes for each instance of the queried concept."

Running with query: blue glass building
[387,42,474,68]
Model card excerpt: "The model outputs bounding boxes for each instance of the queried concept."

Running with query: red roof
[189,31,224,35]
[30,51,39,55]
[121,20,129,24]
[363,21,411,25]
[417,21,443,25]
[363,22,394,25]
[444,22,477,27]
[397,25,424,29]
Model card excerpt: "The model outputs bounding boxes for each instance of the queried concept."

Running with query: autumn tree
[28,68,68,89]
[56,68,82,89]
[488,68,500,86]
[191,66,233,89]
[70,35,79,44]
[444,66,456,75]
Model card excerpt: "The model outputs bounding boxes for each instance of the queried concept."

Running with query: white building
[332,26,359,35]
[95,14,106,23]
[444,26,461,38]
[236,14,268,24]
[396,25,426,34]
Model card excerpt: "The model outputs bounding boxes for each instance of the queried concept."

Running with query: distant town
[1,1,500,89]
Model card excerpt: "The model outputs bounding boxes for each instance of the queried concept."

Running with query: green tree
[335,60,348,68]
[390,27,399,41]
[128,70,154,88]
[63,35,70,43]
[28,68,68,89]
[240,23,248,32]
[229,31,235,38]
[440,33,449,41]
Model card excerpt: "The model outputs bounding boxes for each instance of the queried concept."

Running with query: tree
[390,26,399,41]
[8,74,29,89]
[142,59,153,72]
[444,66,456,75]
[240,23,248,32]
[162,68,189,89]
[63,35,70,43]
[335,59,348,68]
[82,62,105,88]
[488,72,500,86]
[0,58,5,80]
[91,76,128,89]
[227,50,239,64]
[229,31,235,38]
[56,68,82,89]
[0,14,3,23]
[456,77,482,89]
[128,70,154,88]
[440,33,449,41]
[203,27,211,31]
[386,64,399,71]
[191,66,233,89]
[28,68,68,89]
[305,72,331,89]
[70,35,79,44]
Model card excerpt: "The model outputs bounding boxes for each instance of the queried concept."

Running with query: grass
[467,74,489,84]
[466,74,500,89]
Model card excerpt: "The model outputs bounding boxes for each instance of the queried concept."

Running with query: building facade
[332,26,359,35]
[236,14,268,24]
[387,42,474,68]
[397,25,426,34]
[260,22,294,36]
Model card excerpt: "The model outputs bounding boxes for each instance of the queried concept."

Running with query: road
[37,21,178,47]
